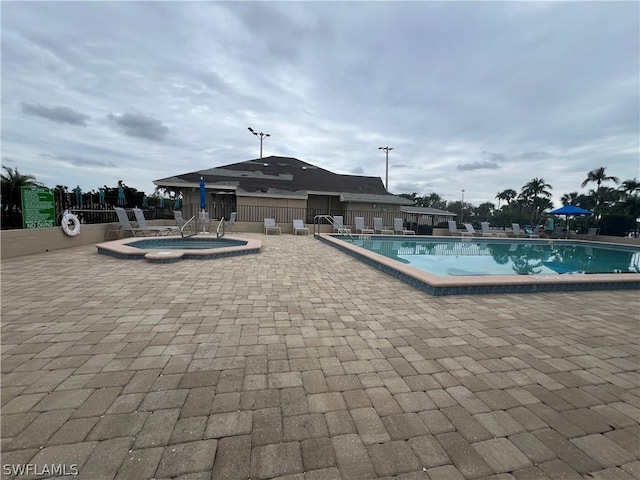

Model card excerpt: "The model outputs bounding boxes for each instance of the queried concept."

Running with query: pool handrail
[216,217,225,239]
[180,215,197,238]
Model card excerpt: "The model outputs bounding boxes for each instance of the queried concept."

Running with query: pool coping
[318,233,640,296]
[96,235,262,263]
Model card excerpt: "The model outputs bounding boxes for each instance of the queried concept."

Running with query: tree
[581,167,619,218]
[520,178,552,224]
[1,166,43,189]
[561,192,579,206]
[495,189,517,208]
[619,178,640,198]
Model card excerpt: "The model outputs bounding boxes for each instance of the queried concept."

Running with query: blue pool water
[129,238,246,250]
[341,238,640,276]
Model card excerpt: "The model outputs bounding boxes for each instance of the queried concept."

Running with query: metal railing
[313,215,352,238]
[180,216,197,238]
[216,218,225,238]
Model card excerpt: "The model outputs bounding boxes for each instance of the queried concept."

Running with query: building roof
[154,156,413,204]
[401,205,457,216]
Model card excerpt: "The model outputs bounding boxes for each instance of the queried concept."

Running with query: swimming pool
[320,234,640,295]
[96,235,261,263]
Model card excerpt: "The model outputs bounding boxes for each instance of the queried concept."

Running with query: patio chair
[174,211,186,228]
[523,225,539,238]
[585,227,597,239]
[463,223,480,236]
[511,223,531,238]
[109,207,154,238]
[332,216,351,234]
[264,218,281,235]
[480,222,496,237]
[448,221,471,237]
[225,212,237,233]
[355,217,374,234]
[198,211,214,234]
[394,218,415,235]
[133,208,179,235]
[374,218,394,235]
[292,219,309,235]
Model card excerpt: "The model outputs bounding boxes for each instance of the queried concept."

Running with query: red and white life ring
[61,213,81,236]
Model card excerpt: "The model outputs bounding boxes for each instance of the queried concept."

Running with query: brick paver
[1,235,639,479]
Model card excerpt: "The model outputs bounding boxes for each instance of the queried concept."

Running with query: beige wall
[1,223,112,259]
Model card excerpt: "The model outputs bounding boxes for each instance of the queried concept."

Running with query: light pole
[461,189,465,224]
[378,146,393,191]
[248,127,270,159]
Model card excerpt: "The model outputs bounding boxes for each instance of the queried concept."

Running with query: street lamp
[461,189,465,224]
[378,146,393,191]
[248,127,270,159]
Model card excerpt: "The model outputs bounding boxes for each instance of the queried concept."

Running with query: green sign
[21,186,56,229]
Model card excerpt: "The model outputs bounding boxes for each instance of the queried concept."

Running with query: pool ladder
[312,215,353,239]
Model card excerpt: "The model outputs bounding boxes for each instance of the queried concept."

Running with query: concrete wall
[1,223,112,259]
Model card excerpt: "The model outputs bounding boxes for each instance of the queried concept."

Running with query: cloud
[107,112,170,141]
[481,151,505,162]
[350,166,365,174]
[520,151,549,159]
[41,153,116,168]
[21,103,89,126]
[457,161,501,172]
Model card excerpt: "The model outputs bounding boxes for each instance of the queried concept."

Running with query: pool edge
[318,233,640,296]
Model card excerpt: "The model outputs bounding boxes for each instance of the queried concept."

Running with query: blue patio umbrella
[199,177,206,211]
[117,186,126,205]
[142,195,148,208]
[548,205,592,237]
[74,185,82,207]
[98,188,106,206]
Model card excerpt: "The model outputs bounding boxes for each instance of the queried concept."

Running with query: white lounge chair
[355,217,374,234]
[264,218,281,235]
[463,223,479,236]
[293,219,309,235]
[480,222,496,237]
[225,212,237,233]
[448,221,471,237]
[511,223,527,238]
[133,208,179,235]
[332,216,351,234]
[373,217,394,235]
[394,218,415,235]
[585,227,597,239]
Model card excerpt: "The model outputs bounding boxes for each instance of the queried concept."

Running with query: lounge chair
[292,219,309,235]
[174,211,186,228]
[448,221,471,237]
[511,223,534,238]
[264,218,281,235]
[523,225,539,238]
[133,208,179,235]
[394,218,415,235]
[585,227,597,239]
[373,218,394,235]
[332,216,351,234]
[463,223,480,236]
[225,212,237,233]
[480,222,496,237]
[109,207,154,238]
[355,217,374,234]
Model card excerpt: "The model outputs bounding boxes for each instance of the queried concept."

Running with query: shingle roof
[154,156,411,203]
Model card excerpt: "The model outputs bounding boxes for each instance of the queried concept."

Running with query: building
[153,156,416,226]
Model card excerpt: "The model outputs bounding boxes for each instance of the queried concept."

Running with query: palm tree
[619,178,640,198]
[521,178,552,224]
[495,189,517,208]
[561,192,579,206]
[581,167,619,218]
[1,166,43,189]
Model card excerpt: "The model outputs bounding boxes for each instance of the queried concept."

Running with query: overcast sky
[2,1,638,207]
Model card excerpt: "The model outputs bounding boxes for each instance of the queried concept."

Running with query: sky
[2,1,638,208]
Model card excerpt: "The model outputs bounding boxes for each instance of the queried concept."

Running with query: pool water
[342,238,640,276]
[129,238,246,250]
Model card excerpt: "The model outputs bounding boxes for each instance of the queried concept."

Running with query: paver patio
[1,233,639,480]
